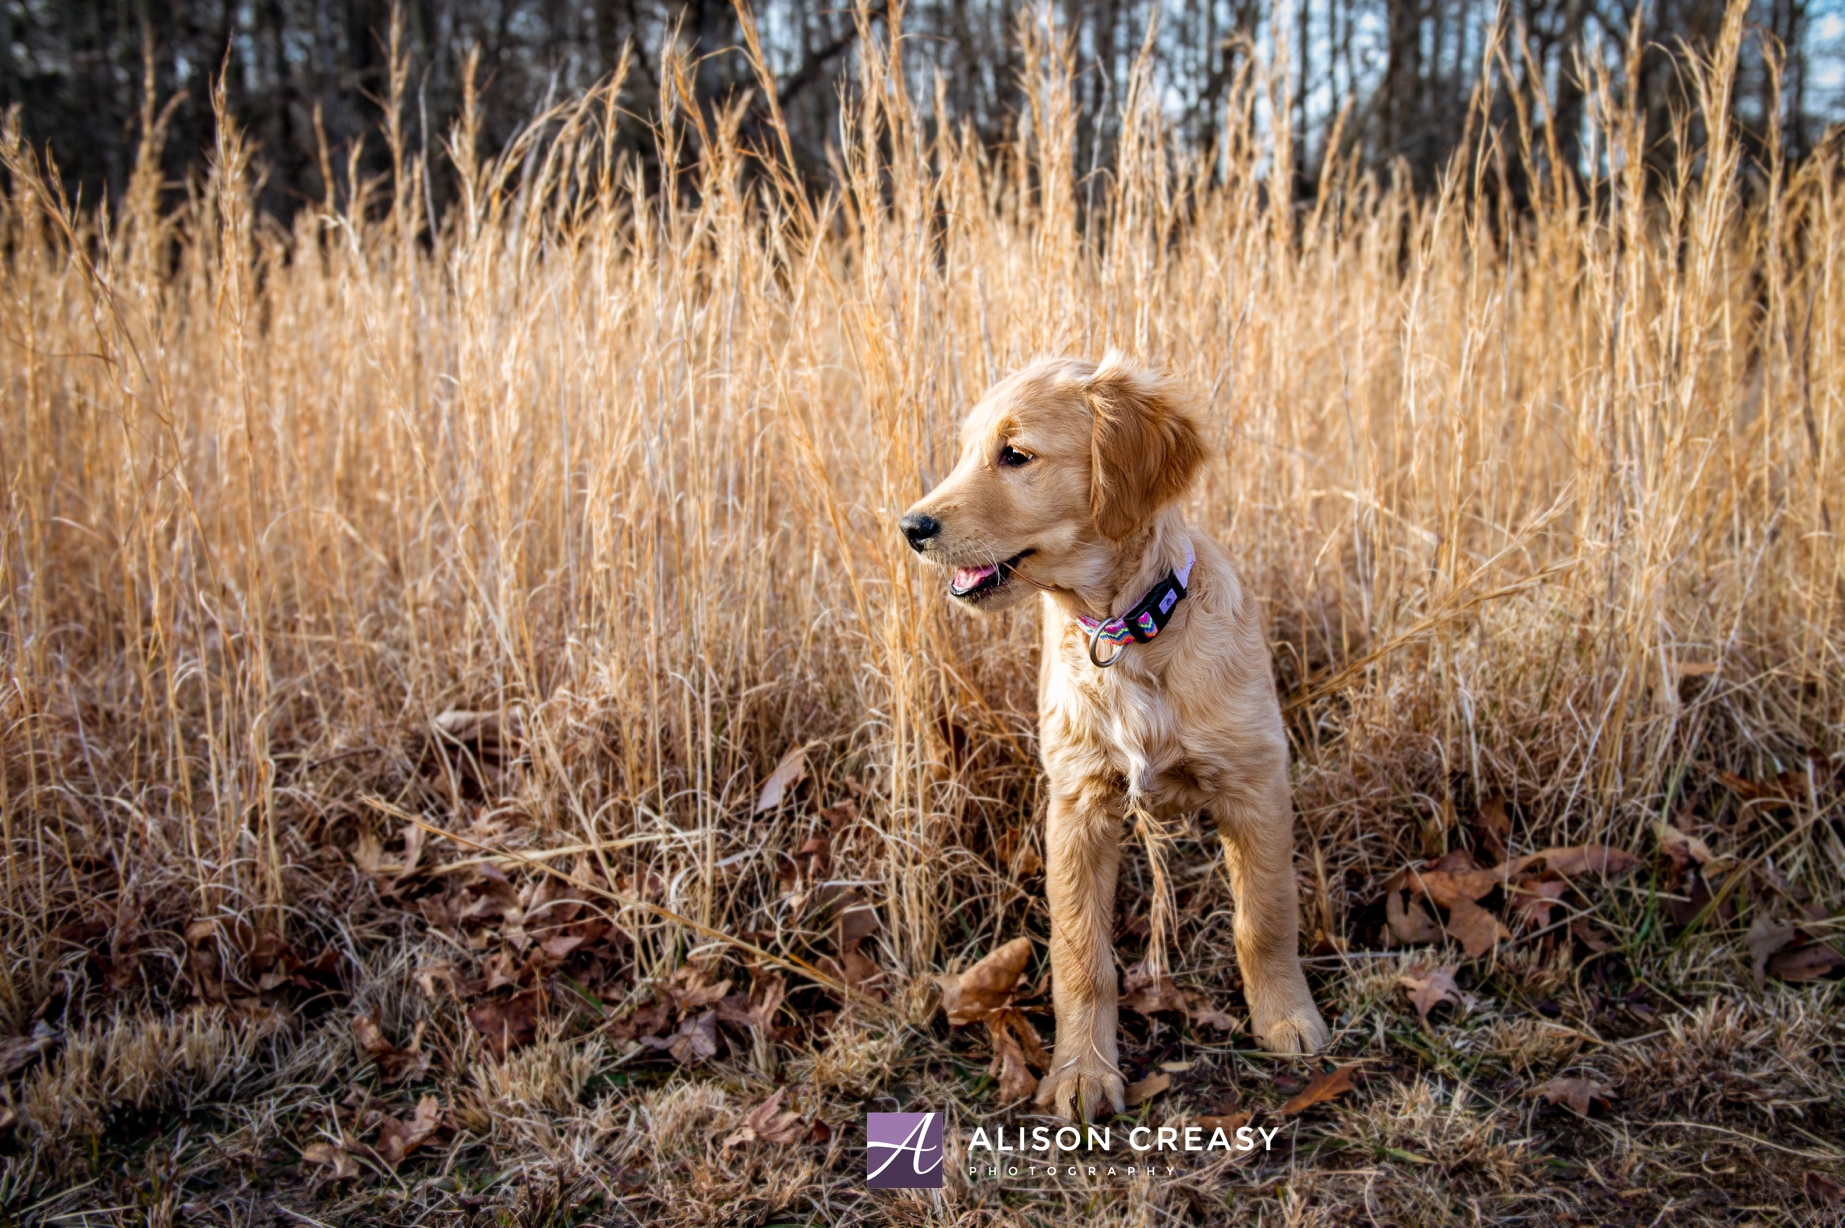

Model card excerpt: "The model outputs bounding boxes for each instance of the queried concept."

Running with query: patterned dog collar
[1076,543,1196,668]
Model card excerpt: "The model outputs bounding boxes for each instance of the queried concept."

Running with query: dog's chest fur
[1037,626,1220,813]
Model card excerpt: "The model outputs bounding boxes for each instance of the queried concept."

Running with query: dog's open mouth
[949,551,1031,601]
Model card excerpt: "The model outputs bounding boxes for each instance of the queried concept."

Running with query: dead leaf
[1746,913,1796,990]
[832,893,881,949]
[372,1094,442,1168]
[431,709,522,757]
[722,1087,807,1147]
[718,971,787,1032]
[467,990,540,1058]
[1386,889,1441,945]
[1520,845,1641,878]
[352,1014,430,1084]
[608,998,672,1042]
[755,743,812,813]
[1716,770,1765,801]
[1192,1111,1251,1133]
[987,1010,1045,1103]
[665,966,734,1011]
[1276,1064,1360,1115]
[1474,794,1512,860]
[1656,822,1714,867]
[988,1008,1048,1066]
[816,947,887,1001]
[1442,895,1512,958]
[1187,1001,1242,1032]
[936,937,1032,1025]
[1398,965,1462,1024]
[1570,917,1614,952]
[1121,963,1191,1015]
[1124,1071,1171,1106]
[1767,942,1845,983]
[415,962,465,1001]
[1530,1076,1614,1115]
[1121,962,1239,1031]
[352,830,384,874]
[539,932,586,961]
[1805,1172,1845,1206]
[300,1142,361,1181]
[642,1010,720,1065]
[1509,879,1568,929]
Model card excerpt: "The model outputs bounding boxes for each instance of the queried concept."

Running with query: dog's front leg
[1033,780,1126,1121]
[1212,767,1331,1054]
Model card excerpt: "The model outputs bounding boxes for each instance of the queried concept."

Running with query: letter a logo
[866,1112,944,1189]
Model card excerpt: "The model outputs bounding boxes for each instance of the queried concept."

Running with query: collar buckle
[1077,542,1194,669]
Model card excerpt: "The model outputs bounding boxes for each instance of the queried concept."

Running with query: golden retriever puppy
[900,354,1330,1120]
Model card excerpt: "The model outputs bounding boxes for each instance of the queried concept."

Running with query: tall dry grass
[0,0,1839,1208]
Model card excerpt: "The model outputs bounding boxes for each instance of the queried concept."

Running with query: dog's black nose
[899,513,940,551]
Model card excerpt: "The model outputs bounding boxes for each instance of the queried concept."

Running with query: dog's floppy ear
[1083,353,1206,540]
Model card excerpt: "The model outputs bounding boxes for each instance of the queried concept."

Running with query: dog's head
[899,354,1205,611]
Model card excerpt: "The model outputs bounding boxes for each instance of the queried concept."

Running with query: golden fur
[902,354,1330,1121]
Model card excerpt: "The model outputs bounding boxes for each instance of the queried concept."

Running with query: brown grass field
[1,2,1842,1224]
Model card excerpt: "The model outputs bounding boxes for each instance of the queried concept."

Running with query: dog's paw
[1251,1006,1331,1055]
[1033,1057,1125,1122]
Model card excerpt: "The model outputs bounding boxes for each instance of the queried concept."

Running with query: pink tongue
[953,564,998,591]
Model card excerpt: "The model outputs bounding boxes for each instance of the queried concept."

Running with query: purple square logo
[866,1112,944,1188]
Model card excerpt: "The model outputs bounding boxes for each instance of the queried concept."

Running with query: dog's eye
[998,445,1033,468]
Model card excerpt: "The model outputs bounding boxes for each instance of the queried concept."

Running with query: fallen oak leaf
[1570,916,1614,952]
[372,1094,442,1168]
[539,932,586,960]
[936,937,1032,1026]
[1121,962,1239,1031]
[665,965,734,1011]
[641,1010,720,1065]
[1656,821,1714,868]
[987,1008,1050,1070]
[1124,1071,1171,1107]
[300,1141,361,1181]
[466,990,540,1058]
[1276,1064,1360,1116]
[1473,794,1512,860]
[1509,879,1568,929]
[1121,962,1191,1015]
[352,1014,430,1084]
[1767,942,1845,983]
[718,971,787,1031]
[1529,1076,1614,1116]
[1442,895,1512,959]
[986,1010,1046,1103]
[1186,1000,1242,1032]
[1520,845,1640,877]
[1716,770,1767,802]
[723,1087,807,1147]
[1386,889,1441,945]
[1398,965,1462,1025]
[1400,866,1500,908]
[815,947,886,1002]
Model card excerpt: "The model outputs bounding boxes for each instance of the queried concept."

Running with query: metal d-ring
[1087,620,1126,669]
